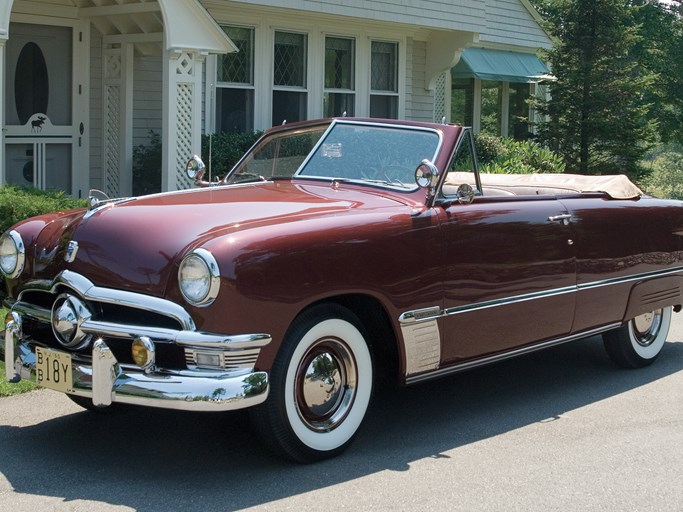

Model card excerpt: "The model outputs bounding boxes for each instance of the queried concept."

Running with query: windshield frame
[294,119,443,192]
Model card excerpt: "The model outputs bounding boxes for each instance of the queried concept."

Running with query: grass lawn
[0,306,37,397]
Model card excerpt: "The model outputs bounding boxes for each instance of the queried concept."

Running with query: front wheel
[603,307,672,368]
[250,304,373,463]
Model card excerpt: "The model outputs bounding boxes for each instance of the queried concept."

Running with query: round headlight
[178,248,220,307]
[0,230,25,279]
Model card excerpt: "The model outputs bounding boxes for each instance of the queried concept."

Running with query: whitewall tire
[251,304,373,463]
[603,307,672,368]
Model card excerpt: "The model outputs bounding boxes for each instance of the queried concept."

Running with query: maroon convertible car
[3,118,683,462]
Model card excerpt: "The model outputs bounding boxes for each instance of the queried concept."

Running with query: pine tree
[534,0,658,179]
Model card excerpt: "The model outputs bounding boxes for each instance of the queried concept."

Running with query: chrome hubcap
[295,338,357,432]
[631,309,663,347]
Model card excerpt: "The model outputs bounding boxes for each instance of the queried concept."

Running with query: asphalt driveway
[1,315,682,511]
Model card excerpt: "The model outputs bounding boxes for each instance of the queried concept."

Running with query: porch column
[102,41,133,197]
[0,2,10,181]
[0,39,5,185]
[162,50,204,191]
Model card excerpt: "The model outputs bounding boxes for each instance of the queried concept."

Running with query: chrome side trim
[406,323,621,385]
[443,285,577,319]
[399,266,683,326]
[577,266,683,291]
[401,319,441,376]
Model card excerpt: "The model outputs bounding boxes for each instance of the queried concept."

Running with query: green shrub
[0,186,87,235]
[639,151,683,199]
[131,130,263,193]
[0,187,87,303]
[200,131,263,179]
[478,137,565,174]
[474,133,505,164]
[132,131,162,196]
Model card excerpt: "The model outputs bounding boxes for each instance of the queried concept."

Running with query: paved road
[1,315,682,512]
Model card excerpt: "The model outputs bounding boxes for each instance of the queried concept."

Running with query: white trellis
[163,50,205,191]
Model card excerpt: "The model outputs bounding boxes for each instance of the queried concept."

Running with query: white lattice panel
[105,54,122,80]
[104,84,121,197]
[175,83,194,190]
[176,52,195,77]
[433,71,447,123]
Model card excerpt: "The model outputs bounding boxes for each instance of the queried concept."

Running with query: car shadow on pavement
[1,335,682,511]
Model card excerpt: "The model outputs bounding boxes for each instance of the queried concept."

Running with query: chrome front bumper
[3,324,270,411]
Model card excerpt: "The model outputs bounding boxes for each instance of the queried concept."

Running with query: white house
[0,0,551,198]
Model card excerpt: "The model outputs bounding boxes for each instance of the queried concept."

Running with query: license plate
[36,347,73,393]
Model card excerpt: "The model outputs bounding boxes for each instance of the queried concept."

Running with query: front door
[4,21,86,196]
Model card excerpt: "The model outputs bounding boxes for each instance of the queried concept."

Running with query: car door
[436,131,577,364]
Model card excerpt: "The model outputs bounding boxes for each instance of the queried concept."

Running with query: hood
[31,181,409,296]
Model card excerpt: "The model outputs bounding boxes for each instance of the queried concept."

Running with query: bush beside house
[475,134,565,174]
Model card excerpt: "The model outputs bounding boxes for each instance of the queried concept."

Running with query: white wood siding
[405,39,433,122]
[481,0,551,49]
[219,0,486,32]
[89,29,103,192]
[132,55,162,147]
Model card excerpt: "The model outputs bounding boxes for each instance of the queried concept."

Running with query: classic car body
[2,118,683,462]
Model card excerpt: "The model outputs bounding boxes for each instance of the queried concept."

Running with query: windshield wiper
[360,177,410,188]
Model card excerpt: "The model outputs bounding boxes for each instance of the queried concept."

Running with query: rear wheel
[603,307,672,368]
[251,304,373,463]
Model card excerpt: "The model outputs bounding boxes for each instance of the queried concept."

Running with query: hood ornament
[65,241,79,263]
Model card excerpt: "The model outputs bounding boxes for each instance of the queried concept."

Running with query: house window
[370,41,398,119]
[324,36,355,117]
[508,83,532,140]
[216,26,254,133]
[451,78,474,127]
[272,31,307,126]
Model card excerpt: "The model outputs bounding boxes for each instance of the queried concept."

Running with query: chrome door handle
[548,214,572,225]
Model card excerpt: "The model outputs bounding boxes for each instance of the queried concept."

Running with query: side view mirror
[415,159,440,189]
[186,156,206,183]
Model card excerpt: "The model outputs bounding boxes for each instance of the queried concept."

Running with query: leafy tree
[533,0,659,179]
[640,149,683,199]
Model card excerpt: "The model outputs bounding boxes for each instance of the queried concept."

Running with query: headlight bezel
[178,248,220,307]
[0,230,25,279]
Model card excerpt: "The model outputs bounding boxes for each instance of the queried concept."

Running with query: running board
[405,323,621,385]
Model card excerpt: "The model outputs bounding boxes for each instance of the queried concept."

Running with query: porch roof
[3,0,236,54]
[452,47,550,83]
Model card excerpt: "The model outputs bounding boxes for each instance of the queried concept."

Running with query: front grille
[15,281,188,370]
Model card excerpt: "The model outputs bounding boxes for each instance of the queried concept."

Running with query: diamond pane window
[325,37,354,90]
[218,26,253,84]
[274,32,306,87]
[371,41,397,92]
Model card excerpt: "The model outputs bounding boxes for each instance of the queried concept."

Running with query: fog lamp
[131,336,155,369]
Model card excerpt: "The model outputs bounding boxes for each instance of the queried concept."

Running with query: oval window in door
[15,42,49,125]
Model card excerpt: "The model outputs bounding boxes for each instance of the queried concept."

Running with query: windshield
[225,125,328,184]
[297,122,441,190]
[224,120,441,190]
